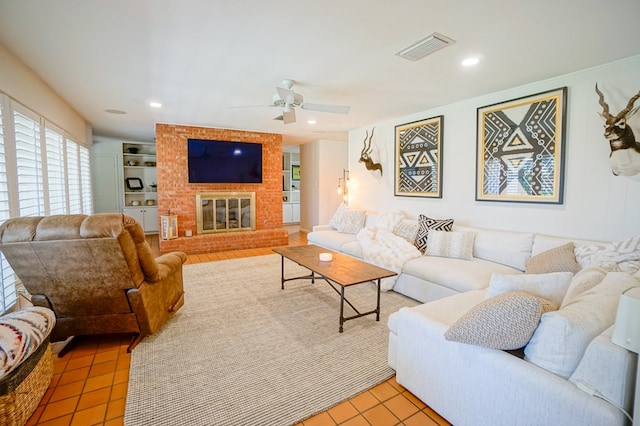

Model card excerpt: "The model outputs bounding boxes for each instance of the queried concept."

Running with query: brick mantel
[155,123,288,254]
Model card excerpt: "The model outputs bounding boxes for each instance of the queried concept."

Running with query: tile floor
[24,231,450,426]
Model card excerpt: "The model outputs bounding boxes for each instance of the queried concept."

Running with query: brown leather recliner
[0,213,186,351]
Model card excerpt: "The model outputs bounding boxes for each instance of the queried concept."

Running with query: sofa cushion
[561,266,609,307]
[455,226,534,271]
[444,291,557,350]
[485,272,573,307]
[402,256,521,294]
[525,242,581,274]
[574,235,640,275]
[524,272,640,378]
[414,215,454,253]
[426,230,475,260]
[328,203,348,230]
[307,230,357,252]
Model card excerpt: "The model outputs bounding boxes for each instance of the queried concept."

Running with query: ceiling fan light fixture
[396,32,455,61]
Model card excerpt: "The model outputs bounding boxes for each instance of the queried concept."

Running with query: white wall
[0,43,91,143]
[348,55,640,242]
[300,139,348,231]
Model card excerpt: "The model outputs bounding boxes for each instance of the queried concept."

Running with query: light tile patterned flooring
[25,231,450,426]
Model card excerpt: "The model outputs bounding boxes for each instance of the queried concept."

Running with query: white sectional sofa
[307,212,639,426]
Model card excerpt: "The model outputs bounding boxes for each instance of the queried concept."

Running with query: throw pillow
[485,272,573,307]
[329,203,348,230]
[393,219,419,243]
[444,291,557,350]
[426,230,475,260]
[524,272,640,378]
[574,235,640,274]
[336,209,366,234]
[560,266,609,307]
[414,215,454,253]
[525,242,581,274]
[375,211,404,231]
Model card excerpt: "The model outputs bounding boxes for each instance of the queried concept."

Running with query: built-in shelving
[282,151,300,224]
[122,142,158,233]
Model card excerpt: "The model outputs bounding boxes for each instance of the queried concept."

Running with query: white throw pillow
[426,230,475,260]
[375,211,404,231]
[524,272,640,378]
[560,266,609,307]
[574,235,640,274]
[485,272,573,307]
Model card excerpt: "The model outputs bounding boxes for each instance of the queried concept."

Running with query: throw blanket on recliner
[356,227,421,291]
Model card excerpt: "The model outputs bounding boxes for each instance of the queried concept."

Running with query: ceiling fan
[233,79,350,124]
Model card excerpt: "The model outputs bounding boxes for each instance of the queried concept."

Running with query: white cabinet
[282,151,300,224]
[123,207,158,233]
[282,203,300,224]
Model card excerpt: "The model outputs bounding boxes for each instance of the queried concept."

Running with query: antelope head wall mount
[595,84,640,176]
[359,127,383,176]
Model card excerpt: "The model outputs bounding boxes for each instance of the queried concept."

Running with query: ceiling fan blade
[282,106,296,124]
[227,104,276,109]
[276,86,296,104]
[301,103,350,114]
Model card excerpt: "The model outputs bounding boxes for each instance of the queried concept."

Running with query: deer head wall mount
[359,127,383,176]
[595,84,640,176]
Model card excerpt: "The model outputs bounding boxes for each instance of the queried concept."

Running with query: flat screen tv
[187,139,263,183]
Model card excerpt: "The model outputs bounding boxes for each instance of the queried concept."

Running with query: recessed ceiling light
[105,109,126,115]
[307,119,317,125]
[149,101,162,108]
[462,57,480,67]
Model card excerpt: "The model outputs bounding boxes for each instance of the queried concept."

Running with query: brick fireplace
[155,123,288,255]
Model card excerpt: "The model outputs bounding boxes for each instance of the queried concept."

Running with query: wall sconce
[337,169,350,205]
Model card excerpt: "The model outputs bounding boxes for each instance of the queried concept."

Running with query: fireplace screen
[196,192,256,234]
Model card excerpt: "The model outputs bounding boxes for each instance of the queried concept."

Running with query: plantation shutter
[14,108,44,217]
[79,145,93,213]
[0,100,17,312]
[45,126,67,214]
[66,139,81,213]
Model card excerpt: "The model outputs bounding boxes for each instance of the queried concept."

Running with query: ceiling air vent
[396,32,455,61]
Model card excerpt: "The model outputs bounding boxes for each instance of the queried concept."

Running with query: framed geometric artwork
[394,115,444,198]
[476,87,567,204]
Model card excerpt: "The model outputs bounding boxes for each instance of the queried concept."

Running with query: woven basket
[0,341,53,426]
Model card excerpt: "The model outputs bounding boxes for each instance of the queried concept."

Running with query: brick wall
[155,123,288,254]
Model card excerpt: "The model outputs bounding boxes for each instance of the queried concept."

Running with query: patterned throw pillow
[444,291,557,350]
[329,203,348,230]
[426,230,475,260]
[393,219,419,243]
[574,235,640,274]
[525,243,581,274]
[336,209,366,234]
[414,215,454,253]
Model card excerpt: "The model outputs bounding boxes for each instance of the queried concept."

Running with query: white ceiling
[1,0,639,146]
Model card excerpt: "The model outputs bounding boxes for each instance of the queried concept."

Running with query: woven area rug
[124,253,418,425]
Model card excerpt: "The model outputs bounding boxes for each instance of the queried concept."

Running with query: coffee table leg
[376,279,381,321]
[339,286,345,333]
[280,256,285,290]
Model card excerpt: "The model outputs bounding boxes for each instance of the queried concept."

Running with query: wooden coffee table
[272,245,397,332]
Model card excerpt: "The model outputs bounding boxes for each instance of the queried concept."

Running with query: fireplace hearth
[195,192,256,234]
